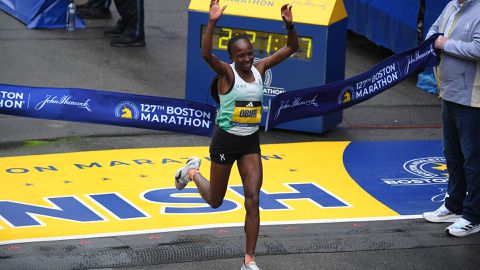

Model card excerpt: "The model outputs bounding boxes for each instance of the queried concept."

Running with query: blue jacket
[427,0,480,107]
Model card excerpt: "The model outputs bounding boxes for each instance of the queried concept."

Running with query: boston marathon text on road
[2,154,283,174]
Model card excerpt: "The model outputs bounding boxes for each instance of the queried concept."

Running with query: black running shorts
[209,126,261,165]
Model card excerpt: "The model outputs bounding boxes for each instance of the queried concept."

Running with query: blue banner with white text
[0,84,216,136]
[266,33,441,130]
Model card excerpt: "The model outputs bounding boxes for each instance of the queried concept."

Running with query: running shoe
[445,218,480,237]
[174,157,201,190]
[241,261,262,270]
[423,203,461,223]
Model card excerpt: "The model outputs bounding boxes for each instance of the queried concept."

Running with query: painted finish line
[0,140,446,244]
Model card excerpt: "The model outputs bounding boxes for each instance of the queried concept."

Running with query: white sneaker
[423,204,461,223]
[241,261,262,270]
[174,157,201,190]
[445,218,480,237]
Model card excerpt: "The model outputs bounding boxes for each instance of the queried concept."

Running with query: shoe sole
[174,168,187,190]
[423,214,461,223]
[446,226,480,237]
[174,157,201,190]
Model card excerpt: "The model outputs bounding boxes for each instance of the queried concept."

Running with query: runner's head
[228,35,254,71]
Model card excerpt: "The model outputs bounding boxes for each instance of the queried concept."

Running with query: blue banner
[344,0,420,53]
[266,34,441,131]
[0,84,216,137]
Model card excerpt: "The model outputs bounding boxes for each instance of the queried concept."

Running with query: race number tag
[231,101,262,126]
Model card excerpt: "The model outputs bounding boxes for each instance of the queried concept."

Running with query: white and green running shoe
[423,204,461,223]
[241,261,262,270]
[445,218,480,237]
[174,157,201,190]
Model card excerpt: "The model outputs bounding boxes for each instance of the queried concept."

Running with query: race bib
[231,101,262,126]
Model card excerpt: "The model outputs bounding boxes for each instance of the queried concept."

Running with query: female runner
[175,1,298,269]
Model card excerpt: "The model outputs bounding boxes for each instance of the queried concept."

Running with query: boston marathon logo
[253,57,285,113]
[262,77,285,114]
[382,157,448,186]
[404,157,448,178]
[262,69,286,110]
[0,90,26,110]
[338,86,354,104]
[114,101,140,120]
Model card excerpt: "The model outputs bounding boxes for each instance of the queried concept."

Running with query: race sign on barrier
[0,84,216,137]
[266,33,441,130]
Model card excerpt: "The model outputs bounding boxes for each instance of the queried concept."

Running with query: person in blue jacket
[423,0,480,237]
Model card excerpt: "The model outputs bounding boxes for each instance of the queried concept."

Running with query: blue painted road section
[344,140,447,215]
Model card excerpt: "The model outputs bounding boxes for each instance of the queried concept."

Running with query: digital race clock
[201,25,313,60]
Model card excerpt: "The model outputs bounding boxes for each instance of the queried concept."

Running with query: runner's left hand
[281,4,293,25]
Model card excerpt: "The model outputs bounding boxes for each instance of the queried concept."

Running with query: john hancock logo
[338,86,355,105]
[114,101,139,120]
[35,95,92,112]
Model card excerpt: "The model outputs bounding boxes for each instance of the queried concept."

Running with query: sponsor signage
[266,33,441,130]
[0,84,216,136]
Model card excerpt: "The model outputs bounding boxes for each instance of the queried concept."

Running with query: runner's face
[231,40,254,71]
